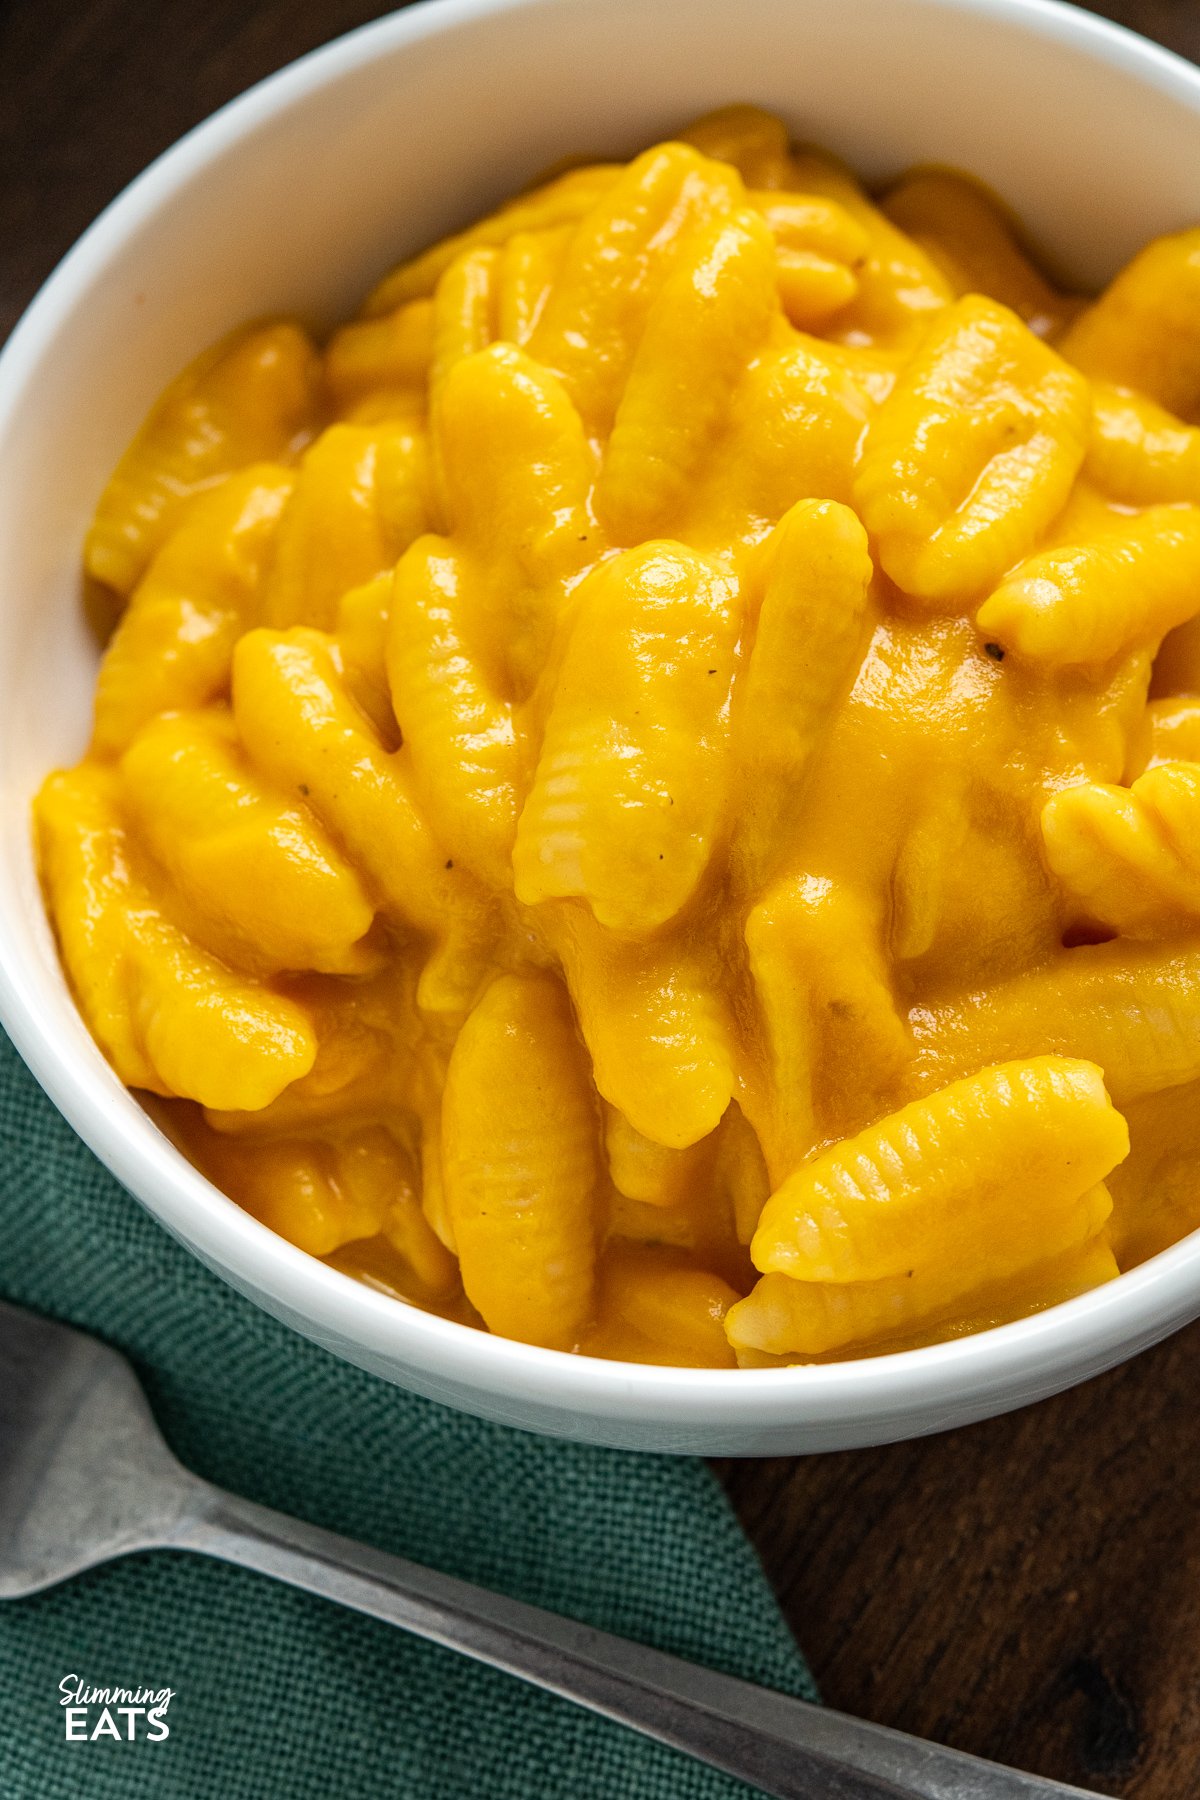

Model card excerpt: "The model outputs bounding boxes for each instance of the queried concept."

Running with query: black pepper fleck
[984,642,1005,662]
[445,859,454,869]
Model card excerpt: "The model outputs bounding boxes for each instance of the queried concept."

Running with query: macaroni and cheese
[36,107,1200,1365]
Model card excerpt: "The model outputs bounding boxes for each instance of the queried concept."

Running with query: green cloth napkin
[0,1027,816,1798]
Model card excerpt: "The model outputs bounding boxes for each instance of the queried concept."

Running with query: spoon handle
[170,1480,1106,1800]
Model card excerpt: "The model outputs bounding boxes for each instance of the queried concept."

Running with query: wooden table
[5,2,1200,1793]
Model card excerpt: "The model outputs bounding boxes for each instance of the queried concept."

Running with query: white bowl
[3,0,1200,1455]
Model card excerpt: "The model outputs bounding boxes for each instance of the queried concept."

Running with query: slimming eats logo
[59,1674,174,1742]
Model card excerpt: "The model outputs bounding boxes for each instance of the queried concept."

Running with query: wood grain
[5,2,1200,1794]
[717,1323,1200,1796]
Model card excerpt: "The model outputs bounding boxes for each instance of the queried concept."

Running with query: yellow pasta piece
[754,195,870,268]
[435,343,592,561]
[530,143,742,434]
[785,148,953,348]
[1060,228,1200,421]
[1128,696,1200,775]
[603,1105,711,1207]
[1085,386,1200,508]
[232,627,493,1011]
[388,536,526,887]
[889,771,974,964]
[441,974,598,1347]
[854,296,1090,602]
[215,1140,387,1258]
[36,765,316,1108]
[432,343,594,693]
[584,1246,740,1368]
[746,874,910,1179]
[1043,762,1200,935]
[429,247,498,393]
[556,911,734,1150]
[676,105,792,190]
[338,1126,460,1293]
[596,210,779,542]
[333,573,396,740]
[514,542,738,930]
[85,322,320,595]
[198,992,406,1143]
[363,164,621,315]
[687,336,873,547]
[37,765,159,1091]
[880,167,1077,336]
[912,938,1200,1103]
[119,709,377,977]
[732,499,873,887]
[92,465,293,756]
[263,421,431,630]
[752,193,870,330]
[203,1123,451,1269]
[1106,1081,1200,1266]
[977,505,1200,665]
[495,228,570,346]
[727,1225,1117,1357]
[752,1056,1126,1286]
[323,298,434,414]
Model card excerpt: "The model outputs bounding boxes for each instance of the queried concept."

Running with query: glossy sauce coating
[36,107,1200,1364]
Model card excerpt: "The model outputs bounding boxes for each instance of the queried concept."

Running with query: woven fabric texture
[0,1027,816,1798]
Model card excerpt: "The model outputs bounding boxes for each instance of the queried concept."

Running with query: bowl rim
[4,0,1200,1432]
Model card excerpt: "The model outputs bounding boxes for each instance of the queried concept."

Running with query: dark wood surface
[5,1,1200,1794]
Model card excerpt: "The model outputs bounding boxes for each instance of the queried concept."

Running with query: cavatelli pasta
[731,498,873,888]
[92,465,294,755]
[529,143,743,435]
[676,104,792,191]
[441,974,598,1347]
[751,193,870,331]
[514,541,738,931]
[1059,227,1200,421]
[604,1105,711,1207]
[84,322,321,595]
[912,940,1200,1104]
[429,247,499,393]
[323,299,435,415]
[854,296,1089,601]
[263,421,431,631]
[36,765,316,1108]
[728,1228,1119,1358]
[1085,386,1200,508]
[42,111,1200,1362]
[746,873,910,1179]
[388,536,527,887]
[231,626,495,1011]
[977,506,1200,666]
[750,1057,1126,1285]
[432,343,594,694]
[879,168,1078,338]
[119,708,378,978]
[1043,762,1200,935]
[596,210,780,542]
[555,909,735,1150]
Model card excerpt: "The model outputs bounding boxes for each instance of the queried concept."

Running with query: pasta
[35,107,1200,1365]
